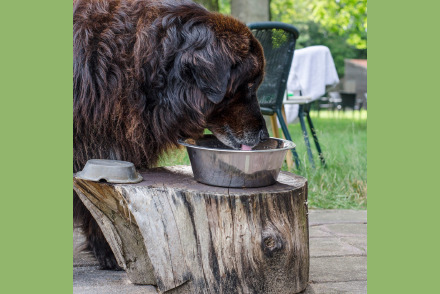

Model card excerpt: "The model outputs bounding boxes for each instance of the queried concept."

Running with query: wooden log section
[73,165,309,294]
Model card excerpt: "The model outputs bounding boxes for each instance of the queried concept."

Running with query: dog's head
[187,13,269,150]
[142,3,269,149]
[203,18,269,150]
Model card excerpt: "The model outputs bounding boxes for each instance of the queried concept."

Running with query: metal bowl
[75,159,143,184]
[178,135,295,188]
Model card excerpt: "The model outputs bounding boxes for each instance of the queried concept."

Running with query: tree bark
[231,0,270,23]
[73,165,309,293]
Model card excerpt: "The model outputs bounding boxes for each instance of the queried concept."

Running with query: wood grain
[73,165,309,293]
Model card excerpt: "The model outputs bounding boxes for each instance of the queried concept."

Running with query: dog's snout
[259,128,270,141]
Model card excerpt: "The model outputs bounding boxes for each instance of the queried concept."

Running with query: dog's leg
[85,216,122,270]
[74,191,122,270]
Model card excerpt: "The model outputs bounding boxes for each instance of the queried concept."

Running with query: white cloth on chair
[284,45,339,123]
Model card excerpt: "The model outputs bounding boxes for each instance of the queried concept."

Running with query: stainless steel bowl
[178,135,296,188]
[76,159,143,184]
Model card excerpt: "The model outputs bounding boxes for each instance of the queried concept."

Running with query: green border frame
[368,1,440,292]
[1,0,439,293]
[0,1,72,293]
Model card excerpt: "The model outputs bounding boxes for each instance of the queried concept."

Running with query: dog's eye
[248,83,254,90]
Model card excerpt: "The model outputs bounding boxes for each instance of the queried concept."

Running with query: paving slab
[74,266,157,294]
[310,237,365,257]
[304,281,367,294]
[310,256,367,283]
[74,251,100,268]
[74,229,99,267]
[320,223,367,237]
[309,226,334,238]
[309,209,367,225]
[341,236,367,254]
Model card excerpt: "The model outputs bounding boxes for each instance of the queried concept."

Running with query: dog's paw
[95,252,123,271]
[90,236,123,271]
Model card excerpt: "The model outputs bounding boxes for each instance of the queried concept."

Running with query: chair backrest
[340,92,357,109]
[248,22,299,110]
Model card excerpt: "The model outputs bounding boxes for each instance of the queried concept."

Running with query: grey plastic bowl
[75,159,143,184]
[178,135,295,188]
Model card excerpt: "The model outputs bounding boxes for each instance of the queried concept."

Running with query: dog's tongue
[241,144,252,151]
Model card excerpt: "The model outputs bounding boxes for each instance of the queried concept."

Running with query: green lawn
[158,110,367,209]
[282,110,367,209]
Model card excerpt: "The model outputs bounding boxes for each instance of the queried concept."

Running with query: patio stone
[304,281,367,294]
[73,266,157,294]
[309,226,334,238]
[310,256,367,283]
[320,223,367,237]
[309,209,367,225]
[310,237,365,257]
[73,229,99,267]
[341,236,368,253]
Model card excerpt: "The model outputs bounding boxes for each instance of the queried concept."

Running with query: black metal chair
[340,92,357,111]
[247,22,301,168]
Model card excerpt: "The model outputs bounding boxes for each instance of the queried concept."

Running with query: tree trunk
[194,0,219,12]
[231,0,270,23]
[73,165,309,293]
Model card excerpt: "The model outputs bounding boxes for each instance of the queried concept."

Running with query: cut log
[73,165,309,294]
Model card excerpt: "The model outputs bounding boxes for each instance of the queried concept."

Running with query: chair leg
[284,148,294,170]
[269,114,280,138]
[275,108,301,169]
[298,105,315,168]
[268,113,293,170]
[305,109,326,167]
[281,105,288,125]
[280,107,294,170]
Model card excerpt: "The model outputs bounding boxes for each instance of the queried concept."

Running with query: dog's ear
[182,49,231,104]
[177,24,231,104]
[200,62,230,104]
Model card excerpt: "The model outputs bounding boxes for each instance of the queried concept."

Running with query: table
[284,96,325,168]
[285,45,339,123]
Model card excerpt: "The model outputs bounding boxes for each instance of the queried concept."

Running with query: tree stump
[73,165,309,294]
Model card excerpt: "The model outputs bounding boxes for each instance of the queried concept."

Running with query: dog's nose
[259,128,270,141]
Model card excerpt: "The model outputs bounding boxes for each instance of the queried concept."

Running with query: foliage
[197,0,367,77]
[269,0,366,77]
[193,0,219,11]
[219,0,231,14]
[270,0,310,23]
[192,0,231,15]
[310,0,367,49]
[294,21,366,77]
[282,110,367,209]
[270,0,367,50]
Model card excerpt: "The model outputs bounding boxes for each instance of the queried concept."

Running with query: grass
[158,110,367,209]
[282,110,367,209]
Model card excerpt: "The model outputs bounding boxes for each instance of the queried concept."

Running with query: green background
[0,0,439,293]
[368,0,440,293]
[0,1,72,293]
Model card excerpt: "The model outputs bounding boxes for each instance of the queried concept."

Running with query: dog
[73,0,269,269]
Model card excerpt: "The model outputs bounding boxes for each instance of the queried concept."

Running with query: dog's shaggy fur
[74,0,268,269]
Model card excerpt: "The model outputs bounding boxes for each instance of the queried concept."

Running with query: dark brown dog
[73,0,269,269]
